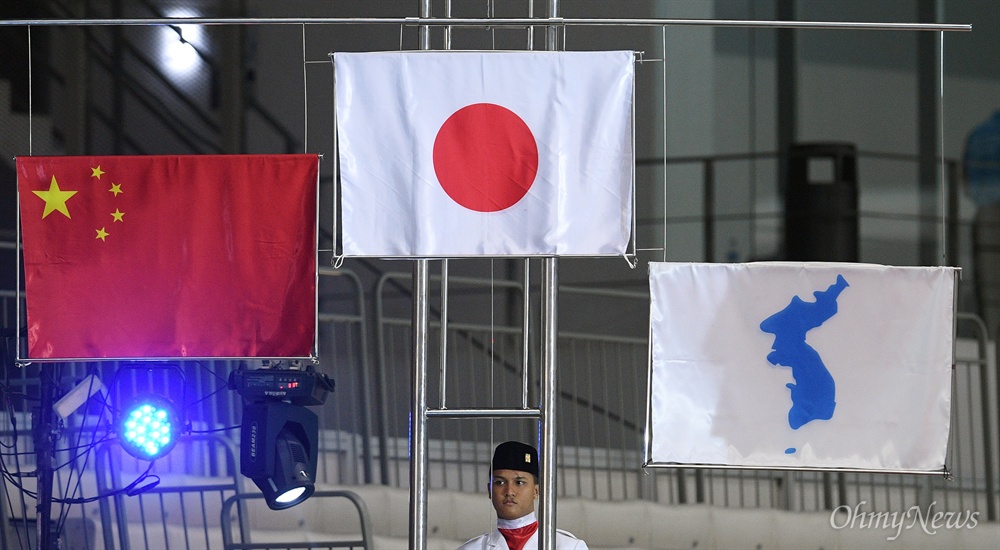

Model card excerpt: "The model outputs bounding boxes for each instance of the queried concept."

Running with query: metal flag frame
[0,7,972,550]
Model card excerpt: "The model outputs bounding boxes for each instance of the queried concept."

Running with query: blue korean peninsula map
[760,275,850,448]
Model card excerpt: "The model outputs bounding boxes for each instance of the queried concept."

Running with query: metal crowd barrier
[219,490,372,550]
[373,275,999,521]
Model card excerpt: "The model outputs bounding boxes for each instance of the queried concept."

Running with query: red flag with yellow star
[16,155,318,360]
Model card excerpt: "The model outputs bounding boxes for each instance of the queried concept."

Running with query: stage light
[240,401,318,510]
[161,9,203,76]
[232,366,334,510]
[117,395,181,460]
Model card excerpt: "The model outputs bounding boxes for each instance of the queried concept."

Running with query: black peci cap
[491,441,539,478]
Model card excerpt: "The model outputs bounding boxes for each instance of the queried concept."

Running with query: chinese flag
[16,155,318,359]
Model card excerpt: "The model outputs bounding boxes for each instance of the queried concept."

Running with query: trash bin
[784,143,859,262]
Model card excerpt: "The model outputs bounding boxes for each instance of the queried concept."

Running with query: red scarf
[498,522,538,550]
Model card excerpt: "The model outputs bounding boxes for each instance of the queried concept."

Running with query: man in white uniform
[457,441,588,550]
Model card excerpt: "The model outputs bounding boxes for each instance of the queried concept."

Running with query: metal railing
[1,267,998,549]
[370,272,998,521]
[220,491,373,550]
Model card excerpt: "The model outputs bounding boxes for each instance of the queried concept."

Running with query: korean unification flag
[646,262,957,472]
[333,50,634,257]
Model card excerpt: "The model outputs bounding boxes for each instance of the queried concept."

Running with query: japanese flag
[334,50,634,257]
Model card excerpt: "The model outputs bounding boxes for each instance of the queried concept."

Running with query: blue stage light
[117,396,180,460]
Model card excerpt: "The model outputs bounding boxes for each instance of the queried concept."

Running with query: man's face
[490,469,539,520]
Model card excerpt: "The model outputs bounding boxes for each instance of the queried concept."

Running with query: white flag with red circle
[334,50,634,257]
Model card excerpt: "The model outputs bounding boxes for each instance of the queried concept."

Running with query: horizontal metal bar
[138,484,237,494]
[380,271,525,290]
[378,270,525,293]
[15,355,316,364]
[558,331,646,345]
[560,285,648,300]
[426,407,541,419]
[643,461,950,477]
[317,311,364,323]
[0,17,971,32]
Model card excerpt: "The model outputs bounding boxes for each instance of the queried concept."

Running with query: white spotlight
[161,11,203,76]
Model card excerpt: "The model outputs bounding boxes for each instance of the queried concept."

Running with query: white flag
[646,262,956,472]
[334,51,634,257]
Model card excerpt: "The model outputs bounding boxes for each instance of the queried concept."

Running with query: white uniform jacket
[457,527,588,550]
[458,512,588,550]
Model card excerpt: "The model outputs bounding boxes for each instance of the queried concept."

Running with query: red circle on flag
[433,103,538,212]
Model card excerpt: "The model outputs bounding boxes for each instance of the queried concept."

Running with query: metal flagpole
[538,5,560,550]
[410,256,430,550]
[540,257,558,550]
[408,1,432,547]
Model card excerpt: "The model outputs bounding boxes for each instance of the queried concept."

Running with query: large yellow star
[109,182,122,196]
[91,166,105,179]
[32,175,78,219]
[95,227,109,241]
[111,209,125,222]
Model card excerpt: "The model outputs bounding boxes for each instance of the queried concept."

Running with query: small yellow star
[109,182,122,196]
[32,175,78,219]
[95,227,109,241]
[91,166,105,179]
[111,209,125,222]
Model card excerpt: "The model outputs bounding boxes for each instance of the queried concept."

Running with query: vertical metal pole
[937,28,947,265]
[660,25,667,263]
[917,0,940,266]
[539,259,557,550]
[527,0,535,49]
[409,260,430,550]
[444,0,452,50]
[522,260,531,408]
[409,3,432,550]
[297,23,309,154]
[837,472,847,511]
[946,161,960,267]
[539,5,559,549]
[703,160,715,262]
[439,1,452,412]
[986,327,1000,522]
[439,261,449,409]
[822,472,833,510]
